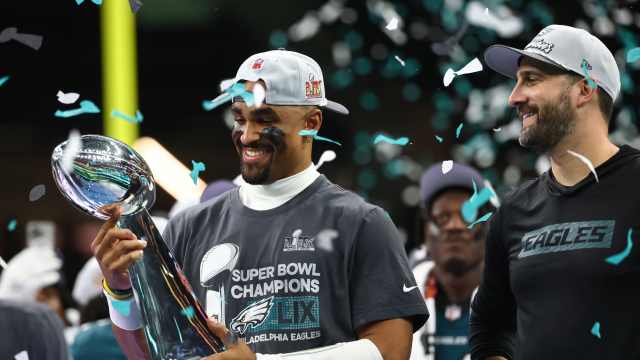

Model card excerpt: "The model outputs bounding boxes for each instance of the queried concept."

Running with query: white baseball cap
[484,24,621,101]
[231,49,349,115]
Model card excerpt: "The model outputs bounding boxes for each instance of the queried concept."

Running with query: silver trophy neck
[51,134,156,220]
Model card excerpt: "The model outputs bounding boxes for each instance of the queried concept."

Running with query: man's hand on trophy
[204,317,257,360]
[91,204,147,290]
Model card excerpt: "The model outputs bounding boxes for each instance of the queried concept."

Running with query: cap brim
[323,99,349,115]
[484,44,565,79]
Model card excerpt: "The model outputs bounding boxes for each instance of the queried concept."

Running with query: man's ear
[574,77,597,109]
[304,108,323,131]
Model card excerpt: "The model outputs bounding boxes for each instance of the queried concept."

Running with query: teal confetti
[627,48,640,63]
[112,299,131,317]
[455,122,464,139]
[202,83,255,111]
[591,322,601,339]
[0,75,9,87]
[54,100,100,118]
[190,161,205,185]
[181,306,195,319]
[298,130,342,146]
[467,212,493,229]
[580,59,597,89]
[605,228,633,265]
[435,135,444,143]
[112,109,143,123]
[372,134,410,146]
[7,219,17,232]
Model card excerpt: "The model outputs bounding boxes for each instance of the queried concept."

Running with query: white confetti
[14,350,28,360]
[56,90,80,104]
[567,150,599,183]
[394,55,405,66]
[28,184,46,202]
[443,58,483,87]
[492,127,502,132]
[385,17,399,30]
[61,130,82,174]
[442,160,454,174]
[315,150,337,170]
[316,229,339,252]
[253,83,265,108]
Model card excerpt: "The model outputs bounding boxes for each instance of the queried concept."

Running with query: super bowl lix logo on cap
[305,74,322,99]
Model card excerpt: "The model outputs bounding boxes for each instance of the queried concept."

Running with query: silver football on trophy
[51,134,156,219]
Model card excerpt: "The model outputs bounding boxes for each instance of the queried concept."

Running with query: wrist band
[102,278,133,300]
[104,288,143,330]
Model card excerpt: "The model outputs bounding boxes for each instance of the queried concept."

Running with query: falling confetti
[112,109,143,124]
[0,256,7,270]
[443,58,483,87]
[385,17,399,31]
[435,135,444,143]
[203,83,255,111]
[0,27,43,50]
[442,160,453,174]
[455,122,464,139]
[54,100,100,118]
[626,47,640,63]
[315,150,336,170]
[181,306,195,319]
[580,59,598,89]
[394,55,405,66]
[0,75,9,87]
[492,127,502,132]
[606,228,633,265]
[591,322,601,339]
[61,130,82,173]
[373,134,410,146]
[56,90,80,104]
[28,184,46,202]
[129,0,143,13]
[14,350,28,360]
[567,150,599,182]
[316,229,338,252]
[467,212,493,229]
[190,161,206,185]
[298,130,342,146]
[112,299,132,317]
[7,219,17,232]
[76,0,102,4]
[253,83,266,108]
[462,181,498,223]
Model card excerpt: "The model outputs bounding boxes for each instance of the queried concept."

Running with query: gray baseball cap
[232,49,349,115]
[420,162,485,210]
[484,24,621,101]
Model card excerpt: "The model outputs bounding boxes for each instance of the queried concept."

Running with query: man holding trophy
[90,50,428,359]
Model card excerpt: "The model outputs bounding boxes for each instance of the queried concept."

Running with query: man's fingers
[108,249,144,272]
[207,318,229,340]
[101,239,147,268]
[92,205,124,250]
[94,228,137,260]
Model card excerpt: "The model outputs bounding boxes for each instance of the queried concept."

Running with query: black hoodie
[470,145,640,360]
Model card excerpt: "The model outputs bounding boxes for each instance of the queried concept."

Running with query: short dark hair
[566,73,614,123]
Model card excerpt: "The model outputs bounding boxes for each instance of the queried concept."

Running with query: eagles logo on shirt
[230,296,274,336]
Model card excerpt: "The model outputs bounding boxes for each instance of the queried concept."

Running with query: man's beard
[518,92,576,154]
[442,257,480,277]
[241,158,273,184]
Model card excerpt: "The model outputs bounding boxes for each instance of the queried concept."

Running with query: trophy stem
[118,208,225,359]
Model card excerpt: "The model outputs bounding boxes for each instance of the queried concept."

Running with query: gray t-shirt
[0,299,69,360]
[164,175,428,354]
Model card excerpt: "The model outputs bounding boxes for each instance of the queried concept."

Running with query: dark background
[1,0,639,281]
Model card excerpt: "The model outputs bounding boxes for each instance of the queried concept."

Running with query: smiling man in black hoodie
[469,24,640,360]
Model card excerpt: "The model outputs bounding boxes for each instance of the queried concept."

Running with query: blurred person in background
[0,244,78,328]
[410,163,496,360]
[0,299,70,360]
